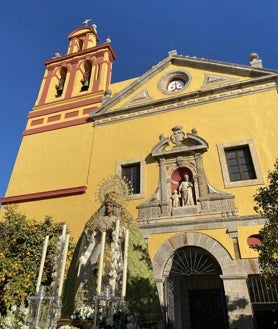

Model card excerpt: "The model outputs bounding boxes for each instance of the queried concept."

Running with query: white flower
[11,305,17,312]
[71,305,94,320]
[0,304,29,329]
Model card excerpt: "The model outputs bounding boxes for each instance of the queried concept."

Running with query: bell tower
[1,21,117,213]
[25,20,116,136]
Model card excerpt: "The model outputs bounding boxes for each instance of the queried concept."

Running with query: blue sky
[1,0,278,198]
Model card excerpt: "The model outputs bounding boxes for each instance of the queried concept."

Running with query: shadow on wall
[226,296,254,329]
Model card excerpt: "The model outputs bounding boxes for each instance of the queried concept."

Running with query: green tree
[0,205,74,314]
[254,159,278,284]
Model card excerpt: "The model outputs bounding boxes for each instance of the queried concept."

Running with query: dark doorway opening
[189,289,228,329]
[165,246,229,329]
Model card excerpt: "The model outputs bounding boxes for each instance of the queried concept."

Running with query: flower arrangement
[70,303,141,329]
[0,304,29,329]
[71,305,95,320]
[99,304,141,329]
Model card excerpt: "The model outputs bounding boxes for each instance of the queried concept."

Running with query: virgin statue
[62,176,162,324]
[74,190,134,307]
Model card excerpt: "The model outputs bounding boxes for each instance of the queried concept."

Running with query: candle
[62,224,67,237]
[97,231,106,295]
[121,229,129,298]
[36,235,49,294]
[115,219,120,243]
[111,219,120,295]
[57,234,70,297]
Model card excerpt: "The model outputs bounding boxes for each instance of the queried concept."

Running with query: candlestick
[36,235,49,294]
[121,229,129,298]
[57,234,70,297]
[97,231,106,295]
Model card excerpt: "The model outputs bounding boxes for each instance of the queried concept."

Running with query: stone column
[221,275,255,329]
[159,157,170,215]
[194,153,207,197]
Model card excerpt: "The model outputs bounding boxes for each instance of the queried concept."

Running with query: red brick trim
[23,117,92,136]
[44,43,115,66]
[65,111,79,118]
[47,114,61,122]
[0,186,87,205]
[29,98,101,118]
[31,118,44,126]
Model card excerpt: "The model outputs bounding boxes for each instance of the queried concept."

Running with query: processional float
[26,176,132,329]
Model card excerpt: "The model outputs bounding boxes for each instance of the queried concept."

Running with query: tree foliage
[0,205,74,314]
[254,159,278,284]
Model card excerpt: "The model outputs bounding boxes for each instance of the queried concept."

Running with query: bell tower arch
[35,22,116,106]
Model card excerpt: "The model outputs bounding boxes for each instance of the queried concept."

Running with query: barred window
[225,146,256,182]
[217,140,263,188]
[121,163,141,194]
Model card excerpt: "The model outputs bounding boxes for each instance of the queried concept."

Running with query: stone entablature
[138,214,266,237]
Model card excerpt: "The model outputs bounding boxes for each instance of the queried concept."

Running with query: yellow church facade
[1,23,278,329]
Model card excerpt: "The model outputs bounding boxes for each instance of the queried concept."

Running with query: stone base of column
[221,275,255,329]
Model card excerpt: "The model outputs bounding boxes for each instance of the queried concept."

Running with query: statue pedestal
[171,206,197,216]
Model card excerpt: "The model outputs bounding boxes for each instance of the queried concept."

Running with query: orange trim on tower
[29,98,101,118]
[0,186,87,205]
[65,110,79,118]
[47,114,61,122]
[44,43,115,66]
[24,117,92,136]
[83,108,92,115]
[31,118,44,126]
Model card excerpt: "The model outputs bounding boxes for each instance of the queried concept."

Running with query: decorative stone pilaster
[159,158,170,216]
[194,152,207,197]
[227,229,241,259]
[220,275,255,329]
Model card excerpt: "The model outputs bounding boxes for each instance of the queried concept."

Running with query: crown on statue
[103,191,123,207]
[96,175,132,207]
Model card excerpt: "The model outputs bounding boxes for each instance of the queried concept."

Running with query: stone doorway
[164,246,229,329]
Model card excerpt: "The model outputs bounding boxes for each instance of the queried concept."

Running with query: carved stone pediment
[137,126,238,223]
[151,127,208,159]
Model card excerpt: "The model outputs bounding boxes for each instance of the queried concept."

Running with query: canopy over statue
[63,176,162,325]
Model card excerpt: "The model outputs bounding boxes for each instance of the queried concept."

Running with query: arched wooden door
[164,246,229,329]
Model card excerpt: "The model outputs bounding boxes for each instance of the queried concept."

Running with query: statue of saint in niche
[179,173,194,207]
[171,190,181,208]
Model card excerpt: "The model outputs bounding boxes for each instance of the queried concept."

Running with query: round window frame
[157,70,191,95]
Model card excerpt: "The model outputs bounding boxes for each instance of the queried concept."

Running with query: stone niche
[137,126,238,221]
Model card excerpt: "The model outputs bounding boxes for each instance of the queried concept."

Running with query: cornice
[90,53,278,121]
[138,214,266,235]
[92,78,277,127]
[44,42,116,66]
[171,55,277,77]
